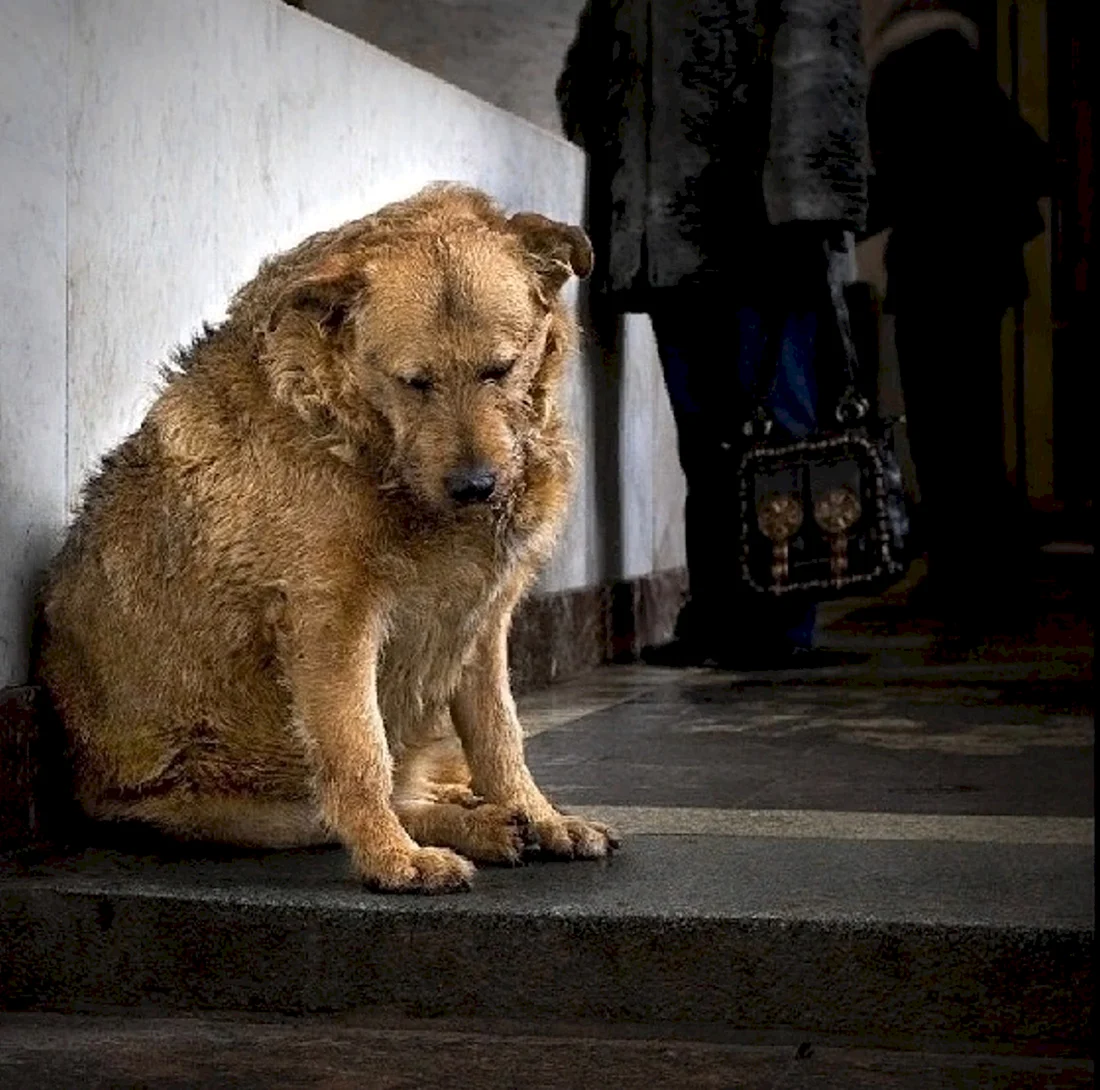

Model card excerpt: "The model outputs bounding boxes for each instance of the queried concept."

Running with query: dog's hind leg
[394,733,478,807]
[94,794,332,849]
[392,736,532,862]
[392,798,534,864]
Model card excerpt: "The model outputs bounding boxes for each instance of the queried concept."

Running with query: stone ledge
[0,687,37,847]
[510,569,686,692]
[0,687,76,853]
[0,840,1091,1047]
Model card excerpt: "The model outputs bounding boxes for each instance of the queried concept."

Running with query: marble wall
[298,0,587,137]
[0,1,70,687]
[0,0,686,686]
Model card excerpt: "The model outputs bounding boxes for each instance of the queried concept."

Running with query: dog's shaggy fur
[37,183,616,892]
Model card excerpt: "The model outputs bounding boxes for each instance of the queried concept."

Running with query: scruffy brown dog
[38,183,617,892]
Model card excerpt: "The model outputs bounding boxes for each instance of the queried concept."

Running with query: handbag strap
[825,236,871,426]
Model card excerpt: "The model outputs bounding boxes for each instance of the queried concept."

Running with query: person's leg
[648,286,743,655]
[648,288,824,662]
[893,302,1029,622]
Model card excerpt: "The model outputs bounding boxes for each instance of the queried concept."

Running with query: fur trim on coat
[862,0,1049,309]
[862,0,979,69]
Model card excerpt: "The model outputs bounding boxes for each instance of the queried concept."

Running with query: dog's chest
[376,529,513,723]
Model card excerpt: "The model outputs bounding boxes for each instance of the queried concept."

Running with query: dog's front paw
[354,844,476,893]
[531,813,620,859]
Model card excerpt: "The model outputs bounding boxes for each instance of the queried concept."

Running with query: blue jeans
[650,289,821,652]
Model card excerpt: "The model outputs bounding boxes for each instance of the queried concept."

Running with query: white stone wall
[0,1,70,689]
[299,0,586,136]
[0,0,685,686]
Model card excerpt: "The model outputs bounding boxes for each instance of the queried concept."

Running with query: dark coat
[865,21,1051,312]
[556,0,869,310]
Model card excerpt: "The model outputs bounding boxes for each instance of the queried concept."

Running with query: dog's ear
[267,268,367,338]
[508,213,594,298]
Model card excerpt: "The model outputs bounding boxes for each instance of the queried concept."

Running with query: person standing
[557,0,871,667]
[862,0,1050,638]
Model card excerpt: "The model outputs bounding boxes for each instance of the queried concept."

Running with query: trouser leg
[649,288,820,652]
[893,303,1028,607]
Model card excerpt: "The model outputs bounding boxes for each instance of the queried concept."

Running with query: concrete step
[1,828,1091,1048]
[0,1012,1094,1090]
[1,658,1093,1064]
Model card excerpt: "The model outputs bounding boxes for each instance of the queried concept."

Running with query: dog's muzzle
[446,464,497,505]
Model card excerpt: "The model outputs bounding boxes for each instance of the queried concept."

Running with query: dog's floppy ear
[267,267,367,338]
[508,213,594,297]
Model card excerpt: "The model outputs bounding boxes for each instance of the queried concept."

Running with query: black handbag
[737,248,910,600]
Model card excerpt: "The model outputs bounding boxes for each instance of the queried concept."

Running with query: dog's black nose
[446,465,497,505]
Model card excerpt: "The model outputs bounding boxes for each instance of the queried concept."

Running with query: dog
[37,183,617,892]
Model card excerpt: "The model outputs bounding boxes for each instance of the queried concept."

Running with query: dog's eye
[399,374,434,393]
[479,361,515,384]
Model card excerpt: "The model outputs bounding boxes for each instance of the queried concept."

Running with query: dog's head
[258,185,592,514]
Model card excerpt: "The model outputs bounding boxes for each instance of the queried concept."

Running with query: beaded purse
[737,263,909,599]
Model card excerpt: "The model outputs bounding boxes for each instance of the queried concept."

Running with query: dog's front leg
[451,603,619,860]
[283,604,475,892]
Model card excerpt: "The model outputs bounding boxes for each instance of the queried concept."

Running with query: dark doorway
[1048,0,1095,522]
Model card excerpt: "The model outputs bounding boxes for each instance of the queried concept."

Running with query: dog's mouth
[448,491,511,523]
